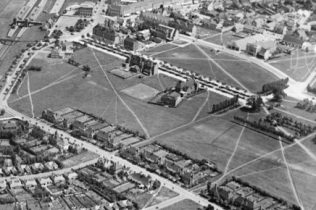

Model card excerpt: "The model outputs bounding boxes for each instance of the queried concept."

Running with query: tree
[82,65,91,72]
[0,109,5,116]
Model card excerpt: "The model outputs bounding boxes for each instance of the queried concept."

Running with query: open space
[161,199,202,210]
[269,50,316,82]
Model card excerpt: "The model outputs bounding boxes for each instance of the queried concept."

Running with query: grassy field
[204,31,240,45]
[269,50,316,82]
[199,46,278,92]
[62,151,99,168]
[147,187,179,207]
[143,43,179,56]
[9,47,220,137]
[161,199,202,210]
[0,0,24,37]
[153,43,277,92]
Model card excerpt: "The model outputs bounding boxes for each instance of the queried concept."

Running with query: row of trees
[295,98,316,113]
[266,112,315,137]
[211,95,239,113]
[27,65,42,71]
[234,116,295,142]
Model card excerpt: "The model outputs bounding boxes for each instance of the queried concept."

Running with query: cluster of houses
[0,161,59,177]
[42,107,142,150]
[121,144,219,188]
[208,179,298,210]
[3,172,78,192]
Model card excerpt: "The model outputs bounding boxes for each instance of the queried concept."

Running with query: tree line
[211,95,239,113]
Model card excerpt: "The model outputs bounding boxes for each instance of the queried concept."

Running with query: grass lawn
[154,44,277,92]
[126,191,154,209]
[157,117,243,171]
[143,43,179,56]
[199,46,278,92]
[276,98,316,123]
[291,170,316,210]
[147,187,179,207]
[161,199,202,210]
[204,31,240,45]
[62,151,99,168]
[9,47,220,137]
[269,50,316,82]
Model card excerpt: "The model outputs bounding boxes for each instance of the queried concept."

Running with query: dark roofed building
[93,24,116,42]
[282,34,303,48]
[124,36,139,51]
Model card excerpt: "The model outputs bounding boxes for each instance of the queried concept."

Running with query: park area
[6,40,316,210]
[152,43,278,93]
[268,50,316,82]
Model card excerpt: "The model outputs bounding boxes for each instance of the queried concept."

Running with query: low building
[8,178,23,189]
[44,161,58,171]
[282,34,304,48]
[161,92,182,107]
[24,179,37,190]
[0,139,11,153]
[53,175,66,185]
[0,180,6,191]
[129,172,152,189]
[39,177,53,188]
[77,6,93,16]
[66,172,78,183]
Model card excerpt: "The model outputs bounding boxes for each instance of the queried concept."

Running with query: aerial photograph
[1,0,316,209]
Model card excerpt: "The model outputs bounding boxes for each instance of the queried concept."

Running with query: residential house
[39,177,53,188]
[129,172,152,189]
[0,180,6,191]
[234,187,254,206]
[0,120,19,135]
[243,193,266,210]
[95,126,116,142]
[0,139,11,153]
[44,161,58,171]
[66,172,78,183]
[24,179,37,190]
[8,178,23,189]
[108,133,133,148]
[165,159,191,175]
[62,111,84,128]
[20,165,32,174]
[53,175,66,185]
[31,163,44,173]
[42,109,64,124]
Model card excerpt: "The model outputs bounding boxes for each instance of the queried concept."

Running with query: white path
[91,49,151,138]
[191,91,210,122]
[26,73,35,118]
[279,139,304,210]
